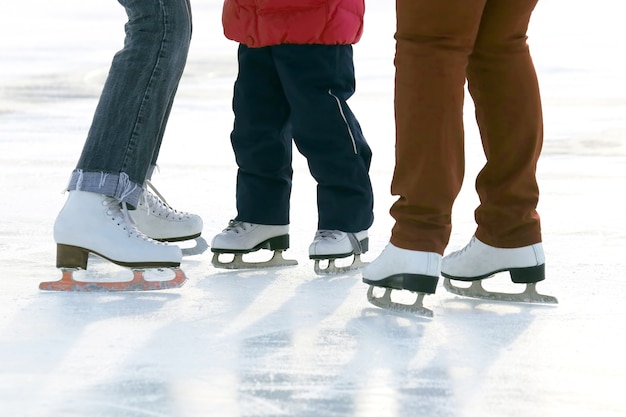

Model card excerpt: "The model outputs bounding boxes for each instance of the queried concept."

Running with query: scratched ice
[1,1,625,416]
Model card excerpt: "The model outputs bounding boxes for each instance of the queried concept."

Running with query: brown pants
[390,0,543,255]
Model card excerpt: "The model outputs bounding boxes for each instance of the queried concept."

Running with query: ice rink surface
[1,1,625,416]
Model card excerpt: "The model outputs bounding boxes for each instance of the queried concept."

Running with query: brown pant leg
[468,0,543,248]
[390,0,487,254]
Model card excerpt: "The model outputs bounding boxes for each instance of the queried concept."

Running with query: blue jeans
[231,44,374,232]
[66,0,192,207]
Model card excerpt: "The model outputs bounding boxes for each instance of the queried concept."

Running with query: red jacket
[222,0,365,48]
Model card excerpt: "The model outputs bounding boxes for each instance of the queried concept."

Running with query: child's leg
[272,44,374,233]
[231,44,292,225]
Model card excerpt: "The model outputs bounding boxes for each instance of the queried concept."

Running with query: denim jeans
[66,0,192,207]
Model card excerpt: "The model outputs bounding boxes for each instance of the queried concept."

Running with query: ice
[1,1,625,416]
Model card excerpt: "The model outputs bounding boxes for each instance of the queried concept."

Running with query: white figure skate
[309,230,368,275]
[210,220,297,269]
[131,181,207,256]
[41,190,186,291]
[362,243,441,317]
[442,236,557,304]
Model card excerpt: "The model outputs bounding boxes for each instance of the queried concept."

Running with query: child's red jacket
[222,0,365,48]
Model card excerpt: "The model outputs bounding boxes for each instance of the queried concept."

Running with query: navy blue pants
[231,44,374,233]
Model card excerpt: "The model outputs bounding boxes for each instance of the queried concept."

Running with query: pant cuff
[66,169,143,207]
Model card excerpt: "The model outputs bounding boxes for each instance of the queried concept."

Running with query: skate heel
[264,234,290,251]
[402,274,439,294]
[510,263,545,283]
[360,237,369,253]
[56,244,89,269]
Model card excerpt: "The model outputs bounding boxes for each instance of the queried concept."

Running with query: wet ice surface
[1,1,626,416]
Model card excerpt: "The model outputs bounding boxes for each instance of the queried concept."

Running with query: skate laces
[314,230,343,241]
[140,181,189,220]
[104,198,163,244]
[314,230,364,253]
[223,220,250,234]
[448,236,477,258]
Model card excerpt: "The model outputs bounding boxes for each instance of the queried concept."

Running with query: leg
[148,0,192,175]
[231,44,292,225]
[272,44,374,232]
[467,0,543,247]
[363,0,488,311]
[390,0,487,255]
[439,0,554,303]
[68,0,192,207]
[211,49,295,267]
[50,0,193,287]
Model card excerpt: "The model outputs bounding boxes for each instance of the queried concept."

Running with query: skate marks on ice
[39,255,187,292]
[0,67,111,114]
[0,289,185,417]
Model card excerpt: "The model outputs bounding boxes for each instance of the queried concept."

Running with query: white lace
[222,220,251,234]
[313,230,343,241]
[103,197,164,244]
[140,180,189,221]
[447,236,477,258]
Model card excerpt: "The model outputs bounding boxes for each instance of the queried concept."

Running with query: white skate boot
[130,181,207,255]
[210,220,297,269]
[41,190,186,291]
[309,230,368,274]
[441,236,557,303]
[362,243,441,317]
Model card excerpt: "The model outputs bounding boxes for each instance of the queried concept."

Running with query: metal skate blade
[181,237,209,256]
[366,286,434,317]
[39,267,187,292]
[443,278,558,304]
[211,251,298,270]
[313,254,368,275]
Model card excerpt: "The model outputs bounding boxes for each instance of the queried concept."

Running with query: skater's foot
[441,236,557,304]
[362,243,440,294]
[130,181,203,242]
[210,220,295,269]
[211,220,289,253]
[442,236,545,283]
[308,230,368,259]
[308,230,368,274]
[54,190,181,269]
[363,243,441,316]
